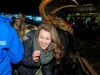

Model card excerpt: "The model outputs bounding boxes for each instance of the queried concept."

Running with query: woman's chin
[41,48,46,50]
[41,46,47,50]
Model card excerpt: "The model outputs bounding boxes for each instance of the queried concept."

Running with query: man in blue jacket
[0,15,24,75]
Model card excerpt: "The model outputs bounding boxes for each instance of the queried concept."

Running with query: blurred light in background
[26,15,32,19]
[34,16,42,22]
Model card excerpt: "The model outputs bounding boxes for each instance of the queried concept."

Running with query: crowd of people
[0,12,82,75]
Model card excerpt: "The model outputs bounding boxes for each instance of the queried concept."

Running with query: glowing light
[14,14,18,18]
[35,16,42,22]
[26,15,32,19]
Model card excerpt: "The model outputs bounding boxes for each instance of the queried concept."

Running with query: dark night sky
[0,0,41,15]
[0,0,98,16]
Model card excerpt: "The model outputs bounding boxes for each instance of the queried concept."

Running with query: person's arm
[21,39,40,67]
[8,28,24,64]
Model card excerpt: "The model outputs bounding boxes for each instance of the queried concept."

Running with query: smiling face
[15,18,22,27]
[38,29,51,50]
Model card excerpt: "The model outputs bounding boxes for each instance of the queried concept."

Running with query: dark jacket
[17,30,53,75]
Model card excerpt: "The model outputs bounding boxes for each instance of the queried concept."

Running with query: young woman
[13,18,25,40]
[17,24,64,75]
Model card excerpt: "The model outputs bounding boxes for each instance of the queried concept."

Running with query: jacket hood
[0,15,12,23]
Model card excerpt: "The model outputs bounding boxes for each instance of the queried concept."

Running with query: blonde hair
[19,25,37,41]
[35,24,63,64]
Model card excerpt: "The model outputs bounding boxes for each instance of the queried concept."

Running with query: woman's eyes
[39,37,50,40]
[39,37,43,39]
[46,39,50,40]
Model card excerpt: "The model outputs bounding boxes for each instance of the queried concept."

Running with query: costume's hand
[32,50,40,62]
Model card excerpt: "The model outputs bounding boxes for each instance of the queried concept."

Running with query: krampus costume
[39,0,81,75]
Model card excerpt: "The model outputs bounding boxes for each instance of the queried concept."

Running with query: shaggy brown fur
[48,14,73,34]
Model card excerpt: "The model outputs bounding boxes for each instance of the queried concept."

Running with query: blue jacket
[0,15,24,75]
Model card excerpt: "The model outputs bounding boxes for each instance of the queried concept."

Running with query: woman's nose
[42,39,46,43]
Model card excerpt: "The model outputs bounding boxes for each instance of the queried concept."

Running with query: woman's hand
[32,50,40,62]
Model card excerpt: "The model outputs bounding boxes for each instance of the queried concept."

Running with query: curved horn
[50,0,78,14]
[39,0,52,22]
[50,5,77,14]
[72,0,78,5]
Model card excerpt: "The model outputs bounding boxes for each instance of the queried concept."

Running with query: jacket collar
[26,30,36,40]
